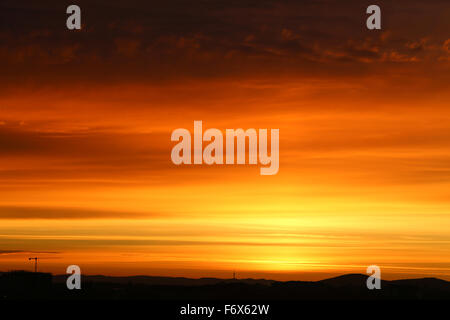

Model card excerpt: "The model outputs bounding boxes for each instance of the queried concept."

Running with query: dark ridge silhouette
[51,274,275,286]
[390,277,449,289]
[1,271,449,300]
[318,273,385,287]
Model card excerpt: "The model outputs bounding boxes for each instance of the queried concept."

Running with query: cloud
[0,250,59,255]
[0,250,24,255]
[0,206,159,219]
[0,0,448,87]
[0,123,171,179]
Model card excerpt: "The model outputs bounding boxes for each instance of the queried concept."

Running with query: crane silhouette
[28,257,39,272]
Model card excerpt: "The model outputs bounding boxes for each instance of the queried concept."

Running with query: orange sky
[0,0,449,280]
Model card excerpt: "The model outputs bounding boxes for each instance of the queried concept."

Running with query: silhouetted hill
[52,274,275,286]
[390,277,450,290]
[1,271,449,300]
[320,273,369,286]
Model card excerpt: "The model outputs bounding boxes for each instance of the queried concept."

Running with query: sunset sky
[0,0,449,280]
